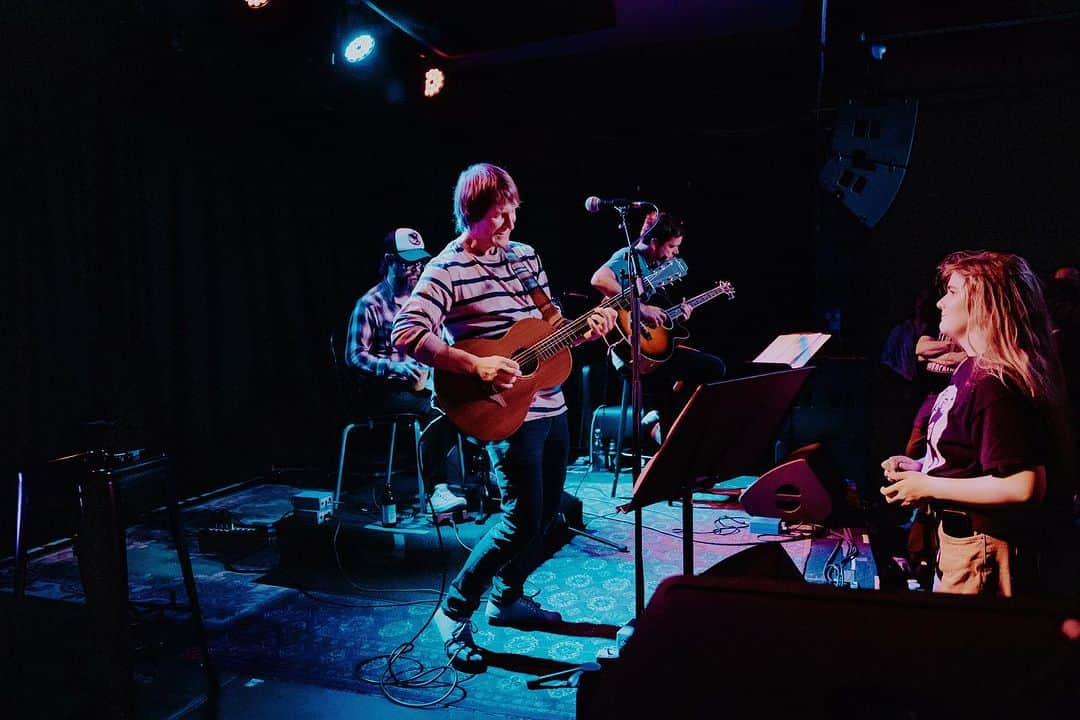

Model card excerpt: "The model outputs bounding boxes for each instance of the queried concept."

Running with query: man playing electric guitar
[590,211,729,435]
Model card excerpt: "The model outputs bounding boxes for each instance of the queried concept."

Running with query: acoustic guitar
[434,258,688,442]
[610,279,735,375]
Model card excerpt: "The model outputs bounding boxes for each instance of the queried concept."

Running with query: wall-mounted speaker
[819,97,918,228]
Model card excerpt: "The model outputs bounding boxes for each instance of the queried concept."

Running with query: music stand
[617,367,814,615]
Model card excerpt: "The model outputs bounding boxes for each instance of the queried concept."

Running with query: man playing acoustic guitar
[345,227,466,515]
[391,164,617,672]
[590,211,729,437]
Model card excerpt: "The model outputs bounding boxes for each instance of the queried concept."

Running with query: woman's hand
[881,455,923,475]
[880,470,932,507]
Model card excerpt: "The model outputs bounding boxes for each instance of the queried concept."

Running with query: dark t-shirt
[923,357,1047,532]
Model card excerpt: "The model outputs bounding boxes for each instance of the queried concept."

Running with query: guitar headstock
[715,279,736,299]
[644,257,688,294]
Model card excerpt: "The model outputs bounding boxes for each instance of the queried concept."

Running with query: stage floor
[2,461,881,720]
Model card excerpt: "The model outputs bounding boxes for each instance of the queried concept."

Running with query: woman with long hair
[880,250,1072,595]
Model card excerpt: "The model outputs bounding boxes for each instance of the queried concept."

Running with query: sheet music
[753,333,831,368]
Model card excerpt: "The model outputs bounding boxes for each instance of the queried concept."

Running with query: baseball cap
[384,227,431,262]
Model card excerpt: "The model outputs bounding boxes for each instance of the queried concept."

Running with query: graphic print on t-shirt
[923,383,958,473]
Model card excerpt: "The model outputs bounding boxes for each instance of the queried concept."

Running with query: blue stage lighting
[343,33,376,63]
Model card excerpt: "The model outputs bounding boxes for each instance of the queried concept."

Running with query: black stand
[598,204,660,579]
[12,451,219,717]
[617,368,814,615]
[616,203,647,500]
[561,519,629,552]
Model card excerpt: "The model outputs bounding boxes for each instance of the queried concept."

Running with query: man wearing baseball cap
[345,228,466,515]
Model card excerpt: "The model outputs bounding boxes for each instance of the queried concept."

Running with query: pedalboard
[197,524,269,557]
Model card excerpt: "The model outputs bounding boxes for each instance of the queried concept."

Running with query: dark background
[10,1,1080,497]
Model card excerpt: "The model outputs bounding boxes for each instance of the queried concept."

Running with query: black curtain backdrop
[11,2,1080,498]
[11,3,816,495]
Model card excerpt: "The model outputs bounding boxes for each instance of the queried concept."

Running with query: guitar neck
[527,280,647,361]
[523,260,686,362]
[664,285,730,320]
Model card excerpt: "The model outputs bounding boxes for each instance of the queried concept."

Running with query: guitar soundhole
[513,351,538,376]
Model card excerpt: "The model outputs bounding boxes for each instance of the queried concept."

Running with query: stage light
[343,33,376,63]
[423,67,445,97]
[244,0,270,9]
[870,44,887,61]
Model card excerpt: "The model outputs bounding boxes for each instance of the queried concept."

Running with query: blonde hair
[938,250,1062,402]
[452,163,520,234]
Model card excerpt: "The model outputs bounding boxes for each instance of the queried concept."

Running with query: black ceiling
[358,0,618,57]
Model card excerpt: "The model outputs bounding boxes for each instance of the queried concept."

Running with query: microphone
[584,196,652,213]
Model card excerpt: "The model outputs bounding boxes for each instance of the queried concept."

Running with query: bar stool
[332,413,423,509]
[611,374,662,497]
[328,331,427,509]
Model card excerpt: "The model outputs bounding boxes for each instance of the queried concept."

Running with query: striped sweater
[391,239,566,422]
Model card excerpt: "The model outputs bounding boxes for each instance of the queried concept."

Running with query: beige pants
[934,525,1016,596]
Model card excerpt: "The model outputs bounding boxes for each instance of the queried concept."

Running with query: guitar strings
[523,264,690,361]
[518,292,623,364]
[516,271,725,365]
[518,269,676,365]
[663,282,734,320]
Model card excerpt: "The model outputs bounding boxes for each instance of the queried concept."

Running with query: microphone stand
[614,203,649,618]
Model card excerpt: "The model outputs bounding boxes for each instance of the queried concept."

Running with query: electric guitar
[434,258,688,442]
[610,279,735,375]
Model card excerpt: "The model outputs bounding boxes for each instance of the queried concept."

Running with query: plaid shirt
[345,280,413,379]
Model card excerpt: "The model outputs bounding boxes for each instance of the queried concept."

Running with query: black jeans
[443,413,569,617]
[637,345,727,431]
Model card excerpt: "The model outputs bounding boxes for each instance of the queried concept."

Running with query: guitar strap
[504,246,564,327]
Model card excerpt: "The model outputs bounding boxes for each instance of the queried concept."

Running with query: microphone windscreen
[584,196,602,213]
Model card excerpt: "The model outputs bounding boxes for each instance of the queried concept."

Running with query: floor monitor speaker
[578,575,1079,719]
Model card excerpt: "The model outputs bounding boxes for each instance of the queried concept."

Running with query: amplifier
[589,405,632,470]
[197,524,269,556]
[588,405,659,471]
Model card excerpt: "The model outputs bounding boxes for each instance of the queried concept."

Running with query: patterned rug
[2,465,830,720]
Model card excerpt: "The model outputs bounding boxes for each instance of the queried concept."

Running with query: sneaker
[641,410,662,445]
[429,483,467,514]
[433,608,486,672]
[485,596,562,628]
